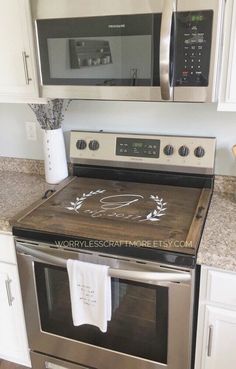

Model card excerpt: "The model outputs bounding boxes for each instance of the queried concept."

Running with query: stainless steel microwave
[34,0,224,102]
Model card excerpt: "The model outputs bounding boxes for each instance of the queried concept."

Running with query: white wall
[0,101,236,176]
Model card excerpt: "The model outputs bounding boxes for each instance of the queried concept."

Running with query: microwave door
[37,14,163,102]
[174,0,224,102]
[35,0,177,102]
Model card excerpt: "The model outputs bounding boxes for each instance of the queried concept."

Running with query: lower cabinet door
[202,305,236,369]
[0,262,31,366]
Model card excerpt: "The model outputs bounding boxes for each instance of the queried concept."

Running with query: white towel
[67,259,111,333]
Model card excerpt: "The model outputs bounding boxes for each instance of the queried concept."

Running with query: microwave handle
[16,243,191,284]
[160,0,176,100]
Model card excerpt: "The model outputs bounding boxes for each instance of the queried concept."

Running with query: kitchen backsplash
[0,101,236,176]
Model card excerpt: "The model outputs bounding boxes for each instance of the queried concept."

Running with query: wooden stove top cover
[15,177,211,255]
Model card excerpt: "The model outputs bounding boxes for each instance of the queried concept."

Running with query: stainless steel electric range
[13,131,216,369]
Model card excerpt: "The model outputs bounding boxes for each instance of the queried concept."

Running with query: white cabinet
[201,306,236,369]
[218,0,236,111]
[195,266,236,369]
[0,263,31,366]
[0,0,40,102]
[0,233,31,367]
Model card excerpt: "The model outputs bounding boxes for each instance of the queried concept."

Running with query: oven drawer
[31,352,88,369]
[206,269,236,307]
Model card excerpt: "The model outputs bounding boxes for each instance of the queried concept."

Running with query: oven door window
[35,263,168,364]
[36,14,161,87]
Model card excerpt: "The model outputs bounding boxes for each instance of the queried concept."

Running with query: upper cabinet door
[0,0,39,102]
[218,0,236,111]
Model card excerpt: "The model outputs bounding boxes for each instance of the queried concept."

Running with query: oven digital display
[132,142,143,148]
[116,138,160,158]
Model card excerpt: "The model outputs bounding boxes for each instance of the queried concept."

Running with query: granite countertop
[197,176,236,272]
[0,171,53,233]
[0,157,53,233]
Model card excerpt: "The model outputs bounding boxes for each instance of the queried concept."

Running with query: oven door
[16,241,193,369]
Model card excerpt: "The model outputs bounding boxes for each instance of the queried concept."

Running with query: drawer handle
[207,325,214,357]
[45,361,88,369]
[5,277,14,307]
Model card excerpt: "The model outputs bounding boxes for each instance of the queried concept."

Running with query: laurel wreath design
[66,189,106,213]
[66,190,167,223]
[141,195,167,222]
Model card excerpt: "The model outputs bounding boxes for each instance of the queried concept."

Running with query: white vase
[43,128,68,184]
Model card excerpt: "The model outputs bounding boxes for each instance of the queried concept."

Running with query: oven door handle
[16,243,191,284]
[160,0,176,100]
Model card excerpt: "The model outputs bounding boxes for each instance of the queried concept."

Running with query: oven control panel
[70,131,216,174]
[116,138,160,158]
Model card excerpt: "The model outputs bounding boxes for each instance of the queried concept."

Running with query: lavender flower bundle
[29,99,72,130]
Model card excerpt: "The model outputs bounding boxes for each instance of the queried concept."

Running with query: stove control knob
[163,145,174,156]
[179,145,190,157]
[194,146,205,158]
[76,139,87,150]
[89,140,100,151]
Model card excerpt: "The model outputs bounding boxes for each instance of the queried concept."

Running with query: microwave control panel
[174,11,213,87]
